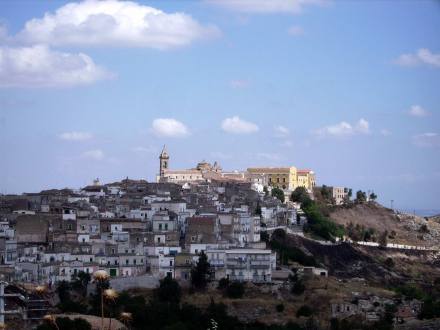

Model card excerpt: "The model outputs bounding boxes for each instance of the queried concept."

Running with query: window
[169,260,173,266]
[159,224,162,230]
[126,259,129,265]
[165,224,168,230]
[134,259,137,265]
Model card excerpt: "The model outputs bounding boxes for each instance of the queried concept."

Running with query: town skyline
[0,0,439,211]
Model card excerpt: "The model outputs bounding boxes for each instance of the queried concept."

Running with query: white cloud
[355,118,370,134]
[287,25,304,36]
[408,105,429,117]
[207,0,327,14]
[412,133,440,148]
[0,45,112,88]
[221,116,259,134]
[380,129,391,136]
[17,0,220,49]
[274,125,290,137]
[394,48,440,68]
[82,149,105,160]
[152,118,189,138]
[59,131,93,141]
[230,79,250,88]
[313,118,370,137]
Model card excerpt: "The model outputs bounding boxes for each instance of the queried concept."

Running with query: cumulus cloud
[274,125,290,137]
[82,149,105,160]
[412,133,440,148]
[59,131,93,141]
[16,0,220,49]
[287,25,304,36]
[0,45,112,88]
[394,48,440,68]
[152,118,190,138]
[408,105,429,117]
[221,116,259,134]
[313,118,370,137]
[207,0,327,14]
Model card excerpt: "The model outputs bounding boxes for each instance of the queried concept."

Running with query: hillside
[329,202,440,247]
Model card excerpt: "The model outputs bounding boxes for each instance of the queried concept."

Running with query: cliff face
[329,203,440,247]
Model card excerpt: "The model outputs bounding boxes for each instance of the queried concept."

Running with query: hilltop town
[0,148,439,330]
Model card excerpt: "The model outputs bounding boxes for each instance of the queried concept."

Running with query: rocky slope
[329,202,440,247]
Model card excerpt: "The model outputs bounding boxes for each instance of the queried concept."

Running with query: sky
[0,0,439,211]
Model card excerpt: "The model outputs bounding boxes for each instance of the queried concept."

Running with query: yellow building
[297,170,316,192]
[247,167,298,191]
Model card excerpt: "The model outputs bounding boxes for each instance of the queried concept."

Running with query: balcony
[250,264,270,269]
[226,263,247,269]
[210,260,225,267]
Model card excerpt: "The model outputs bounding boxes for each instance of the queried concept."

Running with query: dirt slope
[329,203,440,247]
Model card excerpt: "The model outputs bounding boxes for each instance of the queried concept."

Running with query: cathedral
[157,145,223,183]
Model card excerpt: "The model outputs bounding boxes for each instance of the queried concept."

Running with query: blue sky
[0,0,439,211]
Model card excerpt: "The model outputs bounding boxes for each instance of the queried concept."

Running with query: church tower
[159,145,169,177]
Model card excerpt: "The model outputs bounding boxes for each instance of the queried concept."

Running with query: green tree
[191,251,211,290]
[72,271,91,296]
[271,187,285,203]
[369,192,377,201]
[263,186,269,197]
[321,185,333,202]
[355,190,367,203]
[255,201,262,216]
[56,280,71,302]
[156,276,182,304]
[290,187,311,204]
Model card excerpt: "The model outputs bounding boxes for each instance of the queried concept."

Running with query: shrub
[217,277,229,290]
[384,257,394,268]
[226,281,245,299]
[276,303,285,313]
[296,305,313,317]
[291,280,305,295]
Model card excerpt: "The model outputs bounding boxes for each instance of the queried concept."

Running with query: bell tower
[159,145,169,177]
